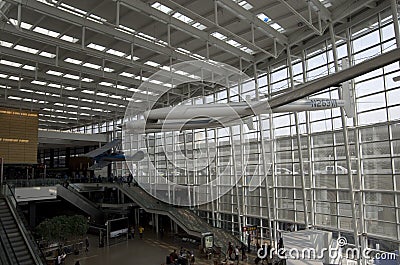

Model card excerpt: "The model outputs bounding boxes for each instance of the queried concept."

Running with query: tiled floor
[63,232,257,265]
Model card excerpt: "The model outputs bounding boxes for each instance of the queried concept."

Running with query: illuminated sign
[242,225,258,232]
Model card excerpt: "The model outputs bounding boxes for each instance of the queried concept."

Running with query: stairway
[0,198,36,265]
[119,185,241,254]
[56,184,104,224]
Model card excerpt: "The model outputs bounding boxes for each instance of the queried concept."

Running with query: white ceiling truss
[0,0,386,129]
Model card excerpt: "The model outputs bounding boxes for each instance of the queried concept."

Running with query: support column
[155,214,159,235]
[66,147,71,168]
[254,63,274,245]
[29,202,36,227]
[287,46,310,228]
[49,149,54,168]
[330,23,360,264]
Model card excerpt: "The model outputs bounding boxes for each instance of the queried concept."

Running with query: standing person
[130,226,135,239]
[240,243,247,261]
[138,226,144,239]
[127,173,133,187]
[85,236,89,253]
[247,234,251,253]
[234,246,240,264]
[227,242,233,260]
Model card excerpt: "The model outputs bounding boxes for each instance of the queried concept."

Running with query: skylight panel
[0,40,13,48]
[8,96,21,100]
[81,99,93,102]
[118,25,136,34]
[59,3,86,16]
[89,14,107,23]
[120,72,135,78]
[54,103,64,106]
[108,103,118,107]
[257,13,269,23]
[9,19,33,30]
[240,46,254,54]
[68,96,79,100]
[238,0,253,10]
[80,113,90,116]
[31,80,46,85]
[99,82,113,87]
[103,67,114,73]
[106,49,125,57]
[22,65,36,71]
[47,70,63,76]
[14,45,39,54]
[33,26,60,38]
[82,90,95,94]
[116,84,128,89]
[149,79,163,85]
[48,83,61,88]
[81,77,93,82]
[87,43,106,51]
[60,34,79,43]
[97,92,109,97]
[0,60,22,68]
[64,86,76,91]
[110,95,122,99]
[173,12,193,24]
[95,101,106,105]
[39,51,56,58]
[211,32,227,40]
[36,91,46,95]
[137,32,156,42]
[65,58,83,65]
[81,106,91,110]
[270,22,284,32]
[192,22,207,30]
[20,88,33,93]
[0,74,8,78]
[144,61,160,67]
[83,62,101,69]
[126,55,140,61]
[64,73,80,80]
[151,2,173,14]
[227,39,241,47]
[67,104,79,108]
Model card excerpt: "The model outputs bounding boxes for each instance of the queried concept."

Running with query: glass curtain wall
[70,6,400,253]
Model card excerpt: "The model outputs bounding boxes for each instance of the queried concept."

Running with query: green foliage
[36,215,88,243]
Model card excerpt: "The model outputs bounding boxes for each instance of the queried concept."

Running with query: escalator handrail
[3,184,46,265]
[0,212,19,264]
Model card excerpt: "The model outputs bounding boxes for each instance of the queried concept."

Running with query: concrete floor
[63,232,256,265]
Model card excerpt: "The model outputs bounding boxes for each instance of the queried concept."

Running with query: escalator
[119,185,241,253]
[72,183,241,254]
[0,197,43,265]
[56,184,104,224]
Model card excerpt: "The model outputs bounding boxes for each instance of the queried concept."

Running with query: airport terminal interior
[0,0,400,264]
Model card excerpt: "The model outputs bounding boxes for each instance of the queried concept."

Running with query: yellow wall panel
[0,108,38,164]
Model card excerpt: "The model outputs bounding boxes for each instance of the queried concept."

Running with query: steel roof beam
[0,76,136,110]
[0,62,156,102]
[269,47,400,108]
[119,0,253,62]
[4,0,192,61]
[0,45,169,94]
[0,84,127,116]
[277,0,322,35]
[216,0,288,45]
[308,0,331,22]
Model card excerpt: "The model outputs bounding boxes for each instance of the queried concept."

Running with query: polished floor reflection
[63,232,255,265]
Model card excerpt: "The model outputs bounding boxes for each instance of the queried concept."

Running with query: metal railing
[0,211,19,265]
[6,178,63,188]
[3,184,46,265]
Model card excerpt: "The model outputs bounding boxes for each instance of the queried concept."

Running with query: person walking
[138,226,144,239]
[130,226,135,239]
[85,236,89,253]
